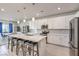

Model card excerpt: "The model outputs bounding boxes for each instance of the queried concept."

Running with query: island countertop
[9,33,46,42]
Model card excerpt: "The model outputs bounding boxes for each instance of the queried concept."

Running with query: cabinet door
[48,16,66,29]
[36,19,48,29]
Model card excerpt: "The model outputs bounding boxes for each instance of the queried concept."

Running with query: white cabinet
[47,30,69,47]
[35,19,48,29]
[47,16,65,29]
[27,14,74,30]
[48,14,74,29]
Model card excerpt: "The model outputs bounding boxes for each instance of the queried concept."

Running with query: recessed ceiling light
[58,7,61,10]
[23,19,26,22]
[1,8,5,11]
[17,21,20,24]
[32,17,35,21]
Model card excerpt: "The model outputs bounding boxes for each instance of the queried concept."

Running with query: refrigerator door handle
[69,22,72,42]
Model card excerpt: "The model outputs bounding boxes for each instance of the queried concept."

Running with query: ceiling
[0,3,79,22]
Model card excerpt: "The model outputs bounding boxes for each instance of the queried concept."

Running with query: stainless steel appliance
[69,17,79,56]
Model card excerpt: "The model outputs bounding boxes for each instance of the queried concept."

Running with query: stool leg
[11,39,14,52]
[8,38,10,49]
[33,44,34,56]
[25,44,28,55]
[28,46,31,56]
[13,39,15,46]
[21,41,26,56]
[46,37,47,44]
[24,43,26,56]
[24,43,27,56]
[37,43,39,56]
[16,40,19,55]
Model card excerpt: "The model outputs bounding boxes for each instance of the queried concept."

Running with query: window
[2,23,9,33]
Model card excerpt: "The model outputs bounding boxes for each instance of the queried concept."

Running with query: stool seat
[24,40,29,43]
[28,41,33,44]
[18,38,23,41]
[12,37,17,39]
[33,42,37,45]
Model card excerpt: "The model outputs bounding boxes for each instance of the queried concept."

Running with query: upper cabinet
[25,14,74,30]
[47,14,74,29]
[37,19,48,29]
[48,16,65,29]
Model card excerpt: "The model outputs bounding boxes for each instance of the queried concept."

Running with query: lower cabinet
[47,30,69,47]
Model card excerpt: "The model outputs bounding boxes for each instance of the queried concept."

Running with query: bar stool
[16,39,22,55]
[11,37,17,52]
[16,39,28,56]
[16,40,34,56]
[20,40,34,56]
[28,41,33,56]
[22,40,30,56]
[20,39,25,56]
[27,41,39,56]
[11,37,14,52]
[32,42,39,56]
[8,36,11,49]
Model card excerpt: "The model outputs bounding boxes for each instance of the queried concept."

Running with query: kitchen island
[8,33,46,56]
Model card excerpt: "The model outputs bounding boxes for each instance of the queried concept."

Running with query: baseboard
[47,42,70,48]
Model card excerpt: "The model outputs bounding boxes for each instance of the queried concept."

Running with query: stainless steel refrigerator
[69,17,79,56]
